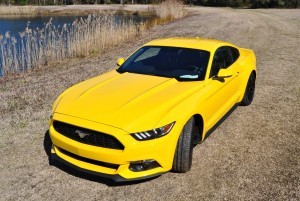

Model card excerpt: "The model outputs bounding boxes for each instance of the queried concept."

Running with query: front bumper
[50,148,163,182]
[49,113,180,181]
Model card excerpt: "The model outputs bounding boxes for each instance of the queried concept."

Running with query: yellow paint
[49,37,256,180]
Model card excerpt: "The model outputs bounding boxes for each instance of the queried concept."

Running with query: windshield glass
[117,46,210,81]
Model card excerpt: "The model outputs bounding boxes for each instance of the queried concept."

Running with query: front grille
[58,147,119,170]
[53,121,124,150]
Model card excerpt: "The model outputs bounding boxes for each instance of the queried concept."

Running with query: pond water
[0,16,81,37]
[0,14,151,38]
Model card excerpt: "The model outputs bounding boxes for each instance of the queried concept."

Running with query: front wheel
[240,72,256,106]
[172,117,195,173]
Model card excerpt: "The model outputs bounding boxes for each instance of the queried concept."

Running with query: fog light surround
[129,159,160,172]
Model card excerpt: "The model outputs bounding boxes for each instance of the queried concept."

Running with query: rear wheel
[240,72,256,106]
[172,117,195,173]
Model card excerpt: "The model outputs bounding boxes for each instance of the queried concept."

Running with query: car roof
[144,37,236,52]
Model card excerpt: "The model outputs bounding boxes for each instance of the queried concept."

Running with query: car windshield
[117,46,210,81]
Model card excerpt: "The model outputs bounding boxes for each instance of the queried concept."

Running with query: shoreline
[0,5,156,16]
[0,1,186,77]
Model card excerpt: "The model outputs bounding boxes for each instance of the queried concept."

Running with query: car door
[201,46,241,131]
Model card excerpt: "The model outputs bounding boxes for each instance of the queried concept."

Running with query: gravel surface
[0,7,299,201]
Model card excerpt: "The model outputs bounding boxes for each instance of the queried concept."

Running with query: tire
[240,72,256,106]
[172,117,195,173]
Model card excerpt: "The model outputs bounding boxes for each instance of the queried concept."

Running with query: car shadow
[43,131,159,186]
[201,103,239,143]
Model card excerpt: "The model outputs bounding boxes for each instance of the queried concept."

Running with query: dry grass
[155,0,186,20]
[0,5,39,15]
[0,13,146,76]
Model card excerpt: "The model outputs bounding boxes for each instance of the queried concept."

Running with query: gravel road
[0,7,299,201]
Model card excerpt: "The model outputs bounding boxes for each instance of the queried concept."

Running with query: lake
[0,14,153,76]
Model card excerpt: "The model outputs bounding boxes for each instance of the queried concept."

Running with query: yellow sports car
[49,37,256,182]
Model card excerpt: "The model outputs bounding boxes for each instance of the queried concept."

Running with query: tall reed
[0,2,187,77]
[155,0,186,20]
[0,13,146,76]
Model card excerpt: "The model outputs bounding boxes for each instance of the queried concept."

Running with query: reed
[155,0,186,20]
[0,13,146,76]
[0,6,39,16]
[0,2,187,77]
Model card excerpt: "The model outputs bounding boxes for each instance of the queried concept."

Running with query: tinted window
[117,46,210,81]
[229,47,240,63]
[210,47,232,77]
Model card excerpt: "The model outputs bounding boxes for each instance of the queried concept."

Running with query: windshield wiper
[116,68,128,73]
[116,69,171,78]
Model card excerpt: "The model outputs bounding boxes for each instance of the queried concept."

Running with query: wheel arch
[237,69,257,103]
[192,114,205,143]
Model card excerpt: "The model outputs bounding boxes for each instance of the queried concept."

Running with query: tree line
[0,0,299,8]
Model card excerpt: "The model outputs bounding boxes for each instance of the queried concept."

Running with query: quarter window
[229,47,240,63]
[210,46,240,78]
[210,47,232,77]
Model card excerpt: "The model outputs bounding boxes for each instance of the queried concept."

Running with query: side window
[210,47,233,78]
[229,47,240,63]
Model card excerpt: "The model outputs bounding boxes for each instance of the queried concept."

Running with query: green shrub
[251,0,270,8]
[16,0,28,5]
[231,0,243,7]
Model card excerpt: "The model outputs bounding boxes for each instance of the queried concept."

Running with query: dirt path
[0,7,299,201]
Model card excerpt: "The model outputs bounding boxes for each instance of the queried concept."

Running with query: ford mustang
[49,37,256,182]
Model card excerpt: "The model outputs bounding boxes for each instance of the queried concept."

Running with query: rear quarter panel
[236,48,257,102]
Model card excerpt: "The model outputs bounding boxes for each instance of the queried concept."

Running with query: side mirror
[116,58,125,67]
[216,68,232,78]
[212,68,232,82]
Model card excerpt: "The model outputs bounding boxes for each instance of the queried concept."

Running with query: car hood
[55,70,203,132]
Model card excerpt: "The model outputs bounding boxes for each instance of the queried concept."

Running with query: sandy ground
[0,7,299,201]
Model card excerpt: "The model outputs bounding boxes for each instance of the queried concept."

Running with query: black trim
[51,151,164,182]
[202,103,239,142]
[53,121,124,150]
[58,147,119,170]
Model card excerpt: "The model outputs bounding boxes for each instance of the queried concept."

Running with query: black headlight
[130,122,175,141]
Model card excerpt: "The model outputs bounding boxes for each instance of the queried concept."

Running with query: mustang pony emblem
[75,129,89,138]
